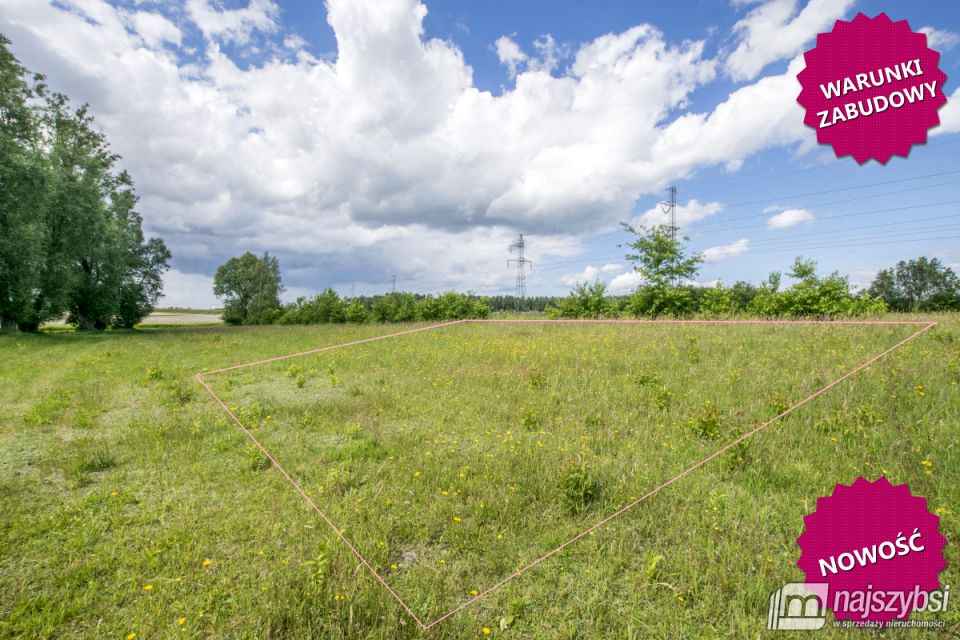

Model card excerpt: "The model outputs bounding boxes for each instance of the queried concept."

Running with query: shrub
[700,282,735,317]
[547,281,616,318]
[560,464,601,513]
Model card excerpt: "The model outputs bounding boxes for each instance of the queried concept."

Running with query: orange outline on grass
[196,319,936,631]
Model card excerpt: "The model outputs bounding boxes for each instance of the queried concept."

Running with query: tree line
[212,252,491,325]
[0,36,169,332]
[212,236,959,327]
[546,224,959,319]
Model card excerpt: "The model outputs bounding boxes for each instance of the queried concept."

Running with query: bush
[546,281,616,318]
[626,285,696,318]
[560,464,601,513]
[277,290,487,325]
[700,282,735,317]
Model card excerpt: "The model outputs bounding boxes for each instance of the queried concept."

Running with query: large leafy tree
[0,35,46,332]
[213,252,284,325]
[0,36,170,331]
[621,223,703,316]
[868,257,960,311]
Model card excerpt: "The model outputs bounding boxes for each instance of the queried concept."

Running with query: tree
[621,223,702,317]
[0,35,47,332]
[213,252,283,325]
[868,257,960,311]
[0,38,169,331]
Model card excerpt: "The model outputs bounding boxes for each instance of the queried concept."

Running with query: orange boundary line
[195,318,937,631]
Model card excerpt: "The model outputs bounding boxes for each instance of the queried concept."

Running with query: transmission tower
[659,185,677,241]
[507,234,533,310]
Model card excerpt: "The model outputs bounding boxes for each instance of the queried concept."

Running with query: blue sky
[2,0,959,306]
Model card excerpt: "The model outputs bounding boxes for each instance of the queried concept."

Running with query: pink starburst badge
[796,476,948,624]
[796,13,949,164]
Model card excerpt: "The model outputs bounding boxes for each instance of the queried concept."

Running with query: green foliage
[344,301,369,323]
[699,281,735,317]
[560,464,601,514]
[213,252,284,325]
[0,39,169,331]
[618,223,703,318]
[371,292,417,322]
[622,223,703,289]
[546,281,615,318]
[745,257,887,318]
[276,290,488,325]
[627,284,697,317]
[868,257,960,311]
[689,402,723,440]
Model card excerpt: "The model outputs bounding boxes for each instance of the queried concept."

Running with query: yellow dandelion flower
[202,559,212,567]
[470,589,479,596]
[143,584,153,591]
[414,471,422,477]
[920,460,933,467]
[127,634,137,640]
[453,516,462,522]
[482,627,491,635]
[390,563,398,570]
[177,617,186,625]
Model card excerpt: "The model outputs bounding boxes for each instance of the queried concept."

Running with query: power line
[689,198,960,234]
[659,185,677,240]
[678,137,960,198]
[693,176,960,228]
[535,197,960,275]
[712,217,960,249]
[690,223,960,255]
[739,232,960,254]
[507,234,533,309]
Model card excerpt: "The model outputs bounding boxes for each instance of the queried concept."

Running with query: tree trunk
[1,318,17,333]
[76,314,97,331]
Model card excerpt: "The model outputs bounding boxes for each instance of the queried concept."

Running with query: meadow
[1,317,958,639]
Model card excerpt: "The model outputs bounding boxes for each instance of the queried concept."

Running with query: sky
[1,0,959,307]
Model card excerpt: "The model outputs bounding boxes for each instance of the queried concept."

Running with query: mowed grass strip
[0,320,957,639]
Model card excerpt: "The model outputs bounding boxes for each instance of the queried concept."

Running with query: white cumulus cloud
[724,0,856,81]
[767,208,815,229]
[701,238,749,263]
[559,265,600,287]
[0,0,825,306]
[608,270,646,293]
[186,0,279,44]
[634,199,724,229]
[919,26,960,51]
[933,87,960,136]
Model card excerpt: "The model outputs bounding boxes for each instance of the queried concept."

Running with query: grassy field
[1,318,958,639]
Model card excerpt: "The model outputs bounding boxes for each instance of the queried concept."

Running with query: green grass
[1,318,958,639]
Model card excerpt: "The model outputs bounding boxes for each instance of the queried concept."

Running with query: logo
[795,476,947,624]
[796,13,948,164]
[768,583,829,630]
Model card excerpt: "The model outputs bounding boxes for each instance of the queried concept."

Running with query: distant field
[0,318,957,639]
[141,312,223,326]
